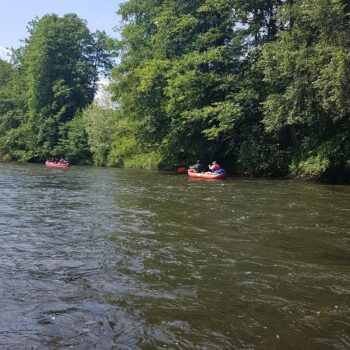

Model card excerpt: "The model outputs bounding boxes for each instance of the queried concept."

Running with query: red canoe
[45,161,70,168]
[188,169,226,180]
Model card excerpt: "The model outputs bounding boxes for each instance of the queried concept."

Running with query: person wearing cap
[209,161,220,173]
[190,160,204,173]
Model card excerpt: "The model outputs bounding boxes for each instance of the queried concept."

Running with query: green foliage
[83,103,117,166]
[0,14,111,162]
[110,0,248,169]
[236,126,292,177]
[56,113,91,164]
[107,0,349,180]
[117,152,162,169]
[107,114,162,169]
[259,0,350,179]
[22,14,110,159]
[1,1,349,182]
[0,59,28,160]
[289,156,330,179]
[0,124,34,161]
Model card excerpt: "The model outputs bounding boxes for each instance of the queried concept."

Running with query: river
[0,162,349,349]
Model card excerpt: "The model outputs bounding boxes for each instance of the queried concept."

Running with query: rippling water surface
[0,162,349,349]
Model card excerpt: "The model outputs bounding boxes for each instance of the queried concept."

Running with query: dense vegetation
[0,13,111,162]
[0,1,349,181]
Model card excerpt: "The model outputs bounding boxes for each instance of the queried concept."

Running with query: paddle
[177,166,187,173]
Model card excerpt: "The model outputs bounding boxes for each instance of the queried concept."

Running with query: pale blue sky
[0,0,124,59]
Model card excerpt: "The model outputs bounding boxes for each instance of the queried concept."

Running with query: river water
[0,162,349,349]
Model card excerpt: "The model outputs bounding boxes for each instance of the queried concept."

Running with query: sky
[0,0,124,60]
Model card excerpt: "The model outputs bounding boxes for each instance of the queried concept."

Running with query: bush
[289,155,330,179]
[236,131,291,177]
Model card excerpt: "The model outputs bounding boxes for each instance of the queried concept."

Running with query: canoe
[188,169,226,180]
[45,161,70,168]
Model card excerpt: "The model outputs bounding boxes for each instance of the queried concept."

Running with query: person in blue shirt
[190,160,204,173]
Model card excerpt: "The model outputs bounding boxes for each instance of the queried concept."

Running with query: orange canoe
[188,169,226,179]
[45,161,70,168]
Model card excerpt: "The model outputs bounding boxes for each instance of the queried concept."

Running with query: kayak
[188,169,226,180]
[45,161,70,168]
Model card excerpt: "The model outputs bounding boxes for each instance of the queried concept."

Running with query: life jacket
[211,164,220,172]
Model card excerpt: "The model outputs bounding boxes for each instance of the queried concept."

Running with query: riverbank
[2,159,350,184]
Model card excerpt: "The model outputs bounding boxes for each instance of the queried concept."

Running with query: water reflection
[0,162,349,349]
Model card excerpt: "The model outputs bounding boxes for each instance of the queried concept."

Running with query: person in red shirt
[209,161,220,172]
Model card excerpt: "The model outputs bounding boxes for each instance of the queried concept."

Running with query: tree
[1,13,112,161]
[109,0,291,171]
[82,103,117,166]
[56,112,92,164]
[0,59,29,160]
[260,0,350,179]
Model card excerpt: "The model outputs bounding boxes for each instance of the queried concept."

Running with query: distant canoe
[188,169,226,180]
[45,161,70,168]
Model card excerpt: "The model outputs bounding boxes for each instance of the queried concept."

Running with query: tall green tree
[0,59,29,160]
[82,102,117,166]
[0,13,112,161]
[110,0,289,171]
[260,0,350,179]
[22,13,112,160]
